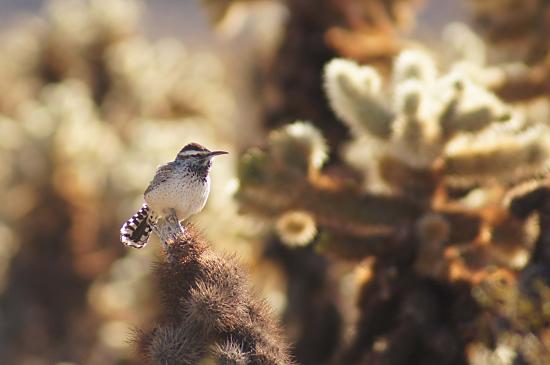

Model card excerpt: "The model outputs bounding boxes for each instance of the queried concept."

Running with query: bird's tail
[120,203,154,248]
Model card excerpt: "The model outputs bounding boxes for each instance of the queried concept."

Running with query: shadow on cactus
[463,0,550,102]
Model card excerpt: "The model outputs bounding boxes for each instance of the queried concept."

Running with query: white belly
[144,175,210,220]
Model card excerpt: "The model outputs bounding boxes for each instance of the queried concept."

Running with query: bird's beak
[207,150,228,158]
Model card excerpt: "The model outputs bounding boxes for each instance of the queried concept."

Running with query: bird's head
[176,143,228,171]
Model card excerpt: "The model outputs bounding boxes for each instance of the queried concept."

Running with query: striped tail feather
[120,204,153,248]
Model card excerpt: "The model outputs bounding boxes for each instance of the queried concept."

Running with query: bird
[120,143,227,248]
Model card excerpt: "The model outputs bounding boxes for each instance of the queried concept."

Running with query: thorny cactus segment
[438,76,511,137]
[268,121,329,176]
[251,0,425,153]
[213,339,250,364]
[392,48,437,84]
[236,121,500,261]
[324,49,550,191]
[238,122,422,223]
[138,223,293,364]
[144,323,208,365]
[443,125,550,185]
[324,59,393,139]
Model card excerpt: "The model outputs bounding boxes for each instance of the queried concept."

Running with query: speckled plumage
[120,143,227,248]
[144,162,211,220]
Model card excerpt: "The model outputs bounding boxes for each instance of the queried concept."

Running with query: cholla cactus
[250,0,424,151]
[0,0,140,114]
[136,221,293,365]
[237,42,550,363]
[326,50,550,194]
[238,120,423,250]
[0,0,241,363]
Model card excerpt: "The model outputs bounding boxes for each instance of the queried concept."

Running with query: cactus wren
[120,143,227,248]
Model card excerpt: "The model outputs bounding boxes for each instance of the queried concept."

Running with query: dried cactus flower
[275,210,317,247]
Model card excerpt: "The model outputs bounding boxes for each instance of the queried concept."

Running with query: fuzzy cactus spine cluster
[136,223,293,365]
[237,44,550,363]
[324,49,550,194]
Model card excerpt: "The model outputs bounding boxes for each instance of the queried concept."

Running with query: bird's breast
[144,174,210,220]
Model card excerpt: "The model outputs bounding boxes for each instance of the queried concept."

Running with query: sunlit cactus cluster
[237,37,550,363]
[238,46,548,246]
[326,49,550,194]
[0,0,240,363]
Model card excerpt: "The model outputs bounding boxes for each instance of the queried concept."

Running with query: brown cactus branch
[136,219,293,364]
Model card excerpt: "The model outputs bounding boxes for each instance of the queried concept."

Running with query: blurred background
[0,0,549,364]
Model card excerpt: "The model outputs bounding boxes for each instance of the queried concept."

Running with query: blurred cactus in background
[2,0,550,364]
[262,0,424,151]
[325,48,549,192]
[466,0,549,63]
[236,13,550,365]
[465,0,550,102]
[0,0,243,363]
[203,0,424,150]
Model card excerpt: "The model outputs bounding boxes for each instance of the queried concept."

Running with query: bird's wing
[145,162,175,195]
